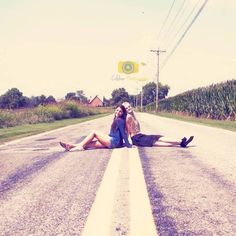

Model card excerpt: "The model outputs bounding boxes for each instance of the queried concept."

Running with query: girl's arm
[126,115,133,136]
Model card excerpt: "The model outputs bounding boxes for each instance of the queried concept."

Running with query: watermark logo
[118,61,139,74]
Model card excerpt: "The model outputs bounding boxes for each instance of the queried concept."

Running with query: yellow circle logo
[122,62,134,74]
[118,61,139,74]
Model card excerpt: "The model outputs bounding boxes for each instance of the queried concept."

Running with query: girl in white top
[122,102,194,148]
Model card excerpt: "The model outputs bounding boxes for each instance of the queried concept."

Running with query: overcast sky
[0,0,235,99]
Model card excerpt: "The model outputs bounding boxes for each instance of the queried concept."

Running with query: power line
[165,0,202,49]
[159,0,187,47]
[161,0,209,70]
[156,0,176,44]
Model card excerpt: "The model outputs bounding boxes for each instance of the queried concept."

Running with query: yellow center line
[81,149,122,236]
[129,147,158,236]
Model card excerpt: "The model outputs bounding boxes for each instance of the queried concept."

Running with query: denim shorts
[110,137,122,148]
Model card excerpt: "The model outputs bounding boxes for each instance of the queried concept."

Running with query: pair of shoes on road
[59,141,75,151]
[180,136,194,148]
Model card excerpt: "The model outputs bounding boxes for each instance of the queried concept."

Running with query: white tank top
[128,115,140,137]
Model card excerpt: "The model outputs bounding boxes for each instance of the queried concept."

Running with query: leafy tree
[28,95,56,107]
[103,96,111,107]
[29,96,41,107]
[76,90,88,103]
[0,88,26,109]
[159,84,170,100]
[21,96,31,107]
[45,95,56,104]
[111,88,130,106]
[142,82,170,106]
[0,88,56,109]
[65,92,77,100]
[39,95,47,105]
[128,95,137,107]
[65,90,88,104]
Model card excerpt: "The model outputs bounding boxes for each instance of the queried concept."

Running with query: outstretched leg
[84,140,109,149]
[81,130,111,148]
[157,137,180,145]
[60,130,112,151]
[153,136,194,147]
[59,141,76,151]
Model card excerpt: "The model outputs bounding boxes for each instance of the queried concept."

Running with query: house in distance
[88,95,103,107]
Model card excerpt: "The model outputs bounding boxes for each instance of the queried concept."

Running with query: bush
[44,104,64,120]
[60,101,82,118]
[0,100,111,128]
[35,105,54,122]
[0,110,15,127]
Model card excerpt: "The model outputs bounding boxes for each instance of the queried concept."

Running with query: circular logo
[122,62,134,74]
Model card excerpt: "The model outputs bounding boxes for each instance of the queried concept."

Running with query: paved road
[0,113,235,235]
[0,116,112,235]
[137,113,236,236]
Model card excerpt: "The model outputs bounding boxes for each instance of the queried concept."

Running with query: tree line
[104,82,169,107]
[0,82,170,109]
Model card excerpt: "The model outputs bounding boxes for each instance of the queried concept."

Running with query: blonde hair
[122,102,140,134]
[122,102,137,120]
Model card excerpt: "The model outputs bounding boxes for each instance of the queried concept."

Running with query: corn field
[158,80,236,120]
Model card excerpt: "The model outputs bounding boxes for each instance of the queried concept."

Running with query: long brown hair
[111,105,127,131]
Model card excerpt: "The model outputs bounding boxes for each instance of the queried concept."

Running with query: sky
[0,0,235,100]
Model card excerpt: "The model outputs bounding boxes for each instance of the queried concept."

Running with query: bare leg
[74,130,111,150]
[153,137,180,147]
[153,143,178,147]
[153,136,194,148]
[84,140,108,149]
[59,141,76,151]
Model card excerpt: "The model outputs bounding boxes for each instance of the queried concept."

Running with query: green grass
[1,111,234,145]
[0,113,110,144]
[151,111,236,132]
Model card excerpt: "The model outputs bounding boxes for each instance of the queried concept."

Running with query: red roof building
[88,95,103,107]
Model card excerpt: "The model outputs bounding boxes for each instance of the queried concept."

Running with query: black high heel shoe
[180,137,187,147]
[181,136,194,148]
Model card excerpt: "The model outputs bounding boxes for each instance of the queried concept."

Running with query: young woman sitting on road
[59,105,132,151]
[122,102,194,148]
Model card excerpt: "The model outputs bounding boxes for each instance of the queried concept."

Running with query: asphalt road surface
[0,113,235,236]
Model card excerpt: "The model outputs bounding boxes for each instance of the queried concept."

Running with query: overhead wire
[160,0,209,71]
[156,0,176,44]
[162,0,193,49]
[159,0,187,48]
[165,0,202,49]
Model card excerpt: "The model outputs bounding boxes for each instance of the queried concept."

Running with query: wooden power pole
[150,48,166,112]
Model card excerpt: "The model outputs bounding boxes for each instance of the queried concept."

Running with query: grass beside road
[1,111,235,145]
[154,112,236,132]
[0,113,110,144]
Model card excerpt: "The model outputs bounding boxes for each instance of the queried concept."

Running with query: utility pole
[140,87,143,112]
[150,48,166,112]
